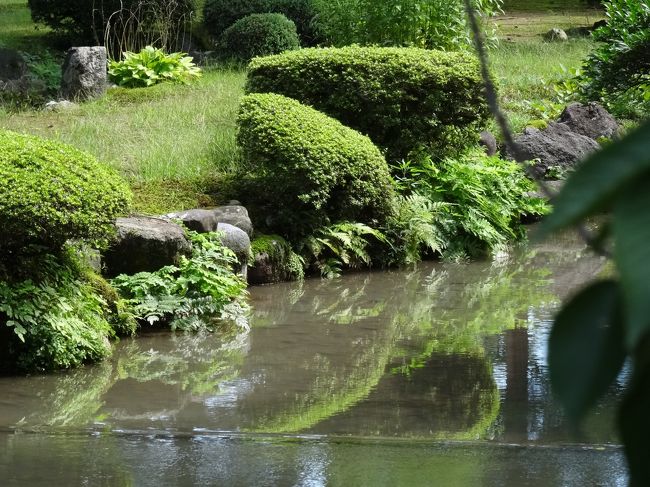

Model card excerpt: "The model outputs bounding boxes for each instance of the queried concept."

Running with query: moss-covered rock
[249,234,304,284]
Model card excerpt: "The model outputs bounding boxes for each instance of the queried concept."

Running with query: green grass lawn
[0,0,599,214]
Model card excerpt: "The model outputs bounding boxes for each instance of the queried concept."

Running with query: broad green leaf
[612,173,650,349]
[619,352,650,487]
[538,120,650,239]
[549,279,626,422]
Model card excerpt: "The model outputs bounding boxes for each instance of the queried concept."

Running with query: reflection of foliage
[243,247,557,437]
[116,333,248,396]
[7,332,249,429]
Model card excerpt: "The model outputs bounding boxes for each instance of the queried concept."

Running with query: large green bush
[220,13,300,61]
[0,130,131,253]
[27,0,196,46]
[578,0,650,117]
[202,0,318,45]
[246,46,490,161]
[236,93,396,238]
[311,0,502,49]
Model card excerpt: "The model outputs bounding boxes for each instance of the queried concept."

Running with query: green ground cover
[0,0,599,213]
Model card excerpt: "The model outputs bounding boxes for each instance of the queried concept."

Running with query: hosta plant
[108,46,201,88]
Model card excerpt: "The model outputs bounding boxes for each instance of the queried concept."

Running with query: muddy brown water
[0,231,628,486]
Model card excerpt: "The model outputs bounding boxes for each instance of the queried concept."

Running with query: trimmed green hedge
[236,93,395,238]
[203,0,318,45]
[0,130,131,253]
[246,46,490,161]
[220,13,300,61]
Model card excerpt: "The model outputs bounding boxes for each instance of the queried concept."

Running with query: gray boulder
[558,102,619,140]
[103,216,191,277]
[513,122,599,178]
[61,47,107,101]
[479,130,497,156]
[212,205,253,237]
[544,28,568,42]
[0,48,27,81]
[165,209,218,233]
[217,222,250,277]
[44,100,79,112]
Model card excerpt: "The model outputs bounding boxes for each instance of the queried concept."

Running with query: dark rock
[103,216,191,277]
[165,209,218,233]
[593,20,607,30]
[0,48,27,81]
[217,222,251,277]
[558,102,619,140]
[543,28,568,42]
[479,130,497,156]
[513,122,599,178]
[212,205,253,237]
[565,26,592,38]
[61,47,107,101]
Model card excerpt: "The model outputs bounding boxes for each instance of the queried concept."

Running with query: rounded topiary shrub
[236,93,396,239]
[220,13,300,61]
[246,46,490,162]
[203,0,317,46]
[0,130,131,252]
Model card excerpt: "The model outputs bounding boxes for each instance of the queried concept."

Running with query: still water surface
[0,232,628,485]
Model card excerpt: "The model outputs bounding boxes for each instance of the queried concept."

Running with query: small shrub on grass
[202,0,318,45]
[246,46,489,161]
[235,93,396,239]
[108,46,202,88]
[392,150,548,260]
[112,231,250,332]
[219,13,300,61]
[0,130,131,253]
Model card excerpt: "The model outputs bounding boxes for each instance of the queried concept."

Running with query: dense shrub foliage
[0,250,115,373]
[112,231,249,332]
[108,46,202,88]
[390,150,548,260]
[311,0,502,49]
[236,93,396,238]
[202,0,317,45]
[246,46,489,161]
[27,0,196,45]
[578,0,650,116]
[219,13,300,61]
[0,130,131,252]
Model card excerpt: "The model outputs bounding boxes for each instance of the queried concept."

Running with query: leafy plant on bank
[0,250,115,373]
[541,119,650,485]
[383,194,452,266]
[108,46,202,88]
[112,231,249,332]
[300,222,389,278]
[392,150,548,260]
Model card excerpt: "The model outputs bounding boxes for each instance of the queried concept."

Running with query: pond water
[0,231,628,486]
